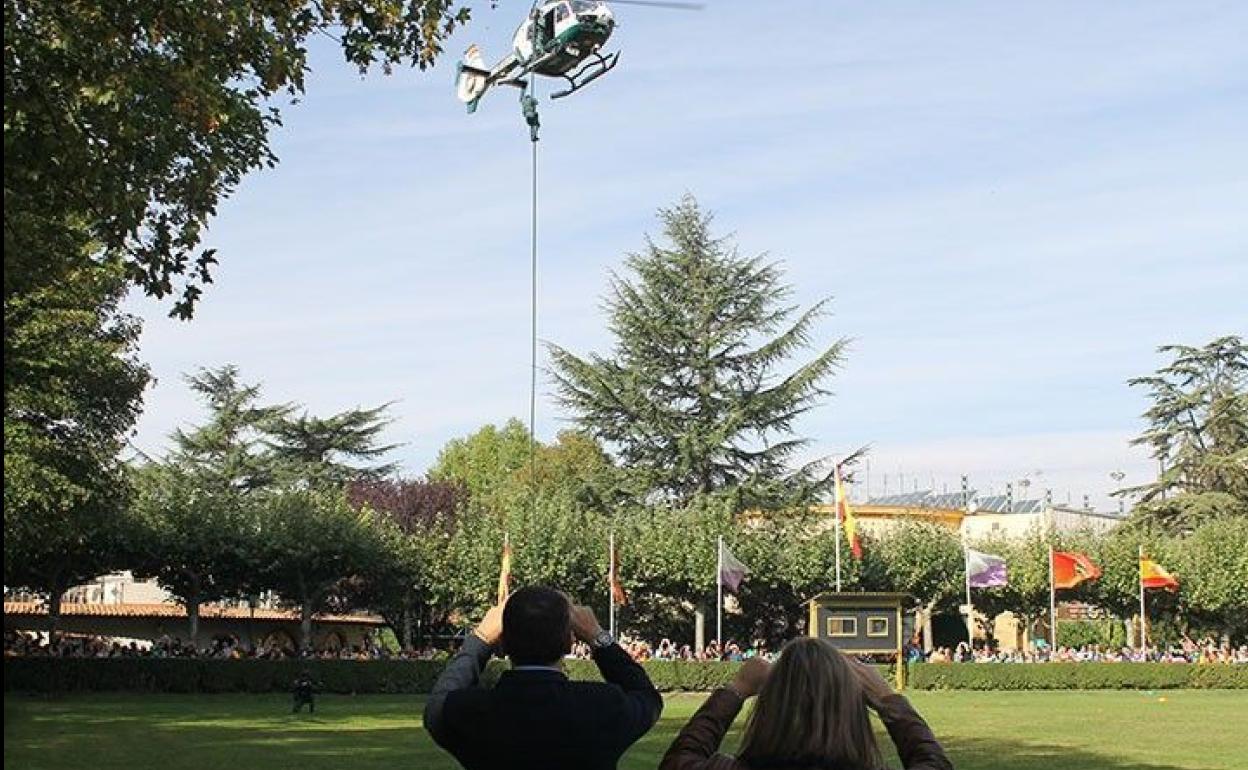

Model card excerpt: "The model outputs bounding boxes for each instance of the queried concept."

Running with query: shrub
[908,663,1248,690]
[2,658,447,695]
[4,658,1244,694]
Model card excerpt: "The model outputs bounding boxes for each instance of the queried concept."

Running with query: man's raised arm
[423,604,503,746]
[570,604,663,742]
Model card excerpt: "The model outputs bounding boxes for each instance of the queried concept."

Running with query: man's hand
[569,604,604,643]
[848,657,894,709]
[473,602,506,647]
[729,657,772,699]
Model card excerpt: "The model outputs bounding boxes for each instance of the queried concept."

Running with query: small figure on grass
[291,670,319,714]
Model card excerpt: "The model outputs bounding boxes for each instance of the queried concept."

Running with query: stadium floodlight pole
[1048,544,1057,652]
[717,536,725,645]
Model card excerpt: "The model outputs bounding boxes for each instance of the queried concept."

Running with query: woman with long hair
[659,637,951,770]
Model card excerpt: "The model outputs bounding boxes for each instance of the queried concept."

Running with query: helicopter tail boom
[457,45,527,114]
[456,45,493,113]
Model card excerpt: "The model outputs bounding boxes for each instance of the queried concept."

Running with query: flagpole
[1048,544,1057,652]
[716,535,724,646]
[609,531,616,638]
[1138,544,1146,651]
[963,544,974,647]
[835,513,843,592]
[834,464,843,592]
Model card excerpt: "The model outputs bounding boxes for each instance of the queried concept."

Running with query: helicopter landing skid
[551,51,620,100]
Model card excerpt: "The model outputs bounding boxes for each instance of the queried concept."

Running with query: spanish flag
[1141,555,1179,591]
[834,464,863,559]
[496,535,512,605]
[1052,550,1101,589]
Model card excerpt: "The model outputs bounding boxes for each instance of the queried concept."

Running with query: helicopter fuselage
[512,1,615,75]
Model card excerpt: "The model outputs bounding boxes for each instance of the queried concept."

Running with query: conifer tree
[1122,335,1248,531]
[170,365,288,492]
[266,404,400,488]
[548,196,847,508]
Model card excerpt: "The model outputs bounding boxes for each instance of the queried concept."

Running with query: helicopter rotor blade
[609,0,706,10]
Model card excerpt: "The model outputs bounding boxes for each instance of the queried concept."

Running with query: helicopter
[455,0,703,114]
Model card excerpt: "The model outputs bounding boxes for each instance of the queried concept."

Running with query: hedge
[907,662,1248,691]
[4,658,1244,694]
[0,658,751,694]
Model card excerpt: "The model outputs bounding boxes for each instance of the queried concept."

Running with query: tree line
[5,198,1245,650]
[11,365,1246,651]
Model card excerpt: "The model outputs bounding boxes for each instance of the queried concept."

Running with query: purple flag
[719,542,749,594]
[967,548,1008,588]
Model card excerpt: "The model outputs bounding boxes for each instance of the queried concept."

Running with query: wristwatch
[588,630,615,650]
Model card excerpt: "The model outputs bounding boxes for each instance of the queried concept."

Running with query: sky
[126,1,1248,511]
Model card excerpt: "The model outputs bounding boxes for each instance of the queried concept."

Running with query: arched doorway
[258,629,297,656]
[319,630,347,654]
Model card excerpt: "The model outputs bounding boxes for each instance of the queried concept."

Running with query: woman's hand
[729,656,772,698]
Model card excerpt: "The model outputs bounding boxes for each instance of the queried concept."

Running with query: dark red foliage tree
[346,478,468,531]
[344,478,468,649]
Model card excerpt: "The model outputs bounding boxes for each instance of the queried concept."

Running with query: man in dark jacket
[423,586,663,770]
[291,670,317,713]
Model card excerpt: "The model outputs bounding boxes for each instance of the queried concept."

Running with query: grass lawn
[5,690,1246,770]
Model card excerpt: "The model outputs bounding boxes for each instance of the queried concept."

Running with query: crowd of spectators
[911,637,1248,664]
[3,630,403,661]
[570,637,775,662]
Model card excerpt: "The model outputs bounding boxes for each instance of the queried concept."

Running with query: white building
[62,571,172,605]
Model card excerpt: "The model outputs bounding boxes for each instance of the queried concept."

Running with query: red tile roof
[3,602,384,626]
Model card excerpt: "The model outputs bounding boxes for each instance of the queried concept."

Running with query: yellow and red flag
[834,464,863,559]
[1052,550,1101,589]
[496,536,512,605]
[1140,555,1179,591]
[609,539,628,607]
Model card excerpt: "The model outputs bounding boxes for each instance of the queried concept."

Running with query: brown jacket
[658,688,953,770]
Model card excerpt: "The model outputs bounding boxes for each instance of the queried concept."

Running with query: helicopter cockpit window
[571,0,600,12]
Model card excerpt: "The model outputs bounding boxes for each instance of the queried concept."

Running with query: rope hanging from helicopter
[525,72,539,513]
[523,1,542,516]
[450,1,708,515]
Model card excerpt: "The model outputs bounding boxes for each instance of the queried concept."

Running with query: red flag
[834,465,863,559]
[1140,556,1179,591]
[609,540,628,607]
[1052,550,1101,589]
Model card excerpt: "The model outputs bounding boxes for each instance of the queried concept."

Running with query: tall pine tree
[170,365,288,492]
[266,404,400,488]
[1121,335,1248,531]
[548,196,847,508]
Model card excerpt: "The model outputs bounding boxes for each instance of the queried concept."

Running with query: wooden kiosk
[807,592,913,688]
